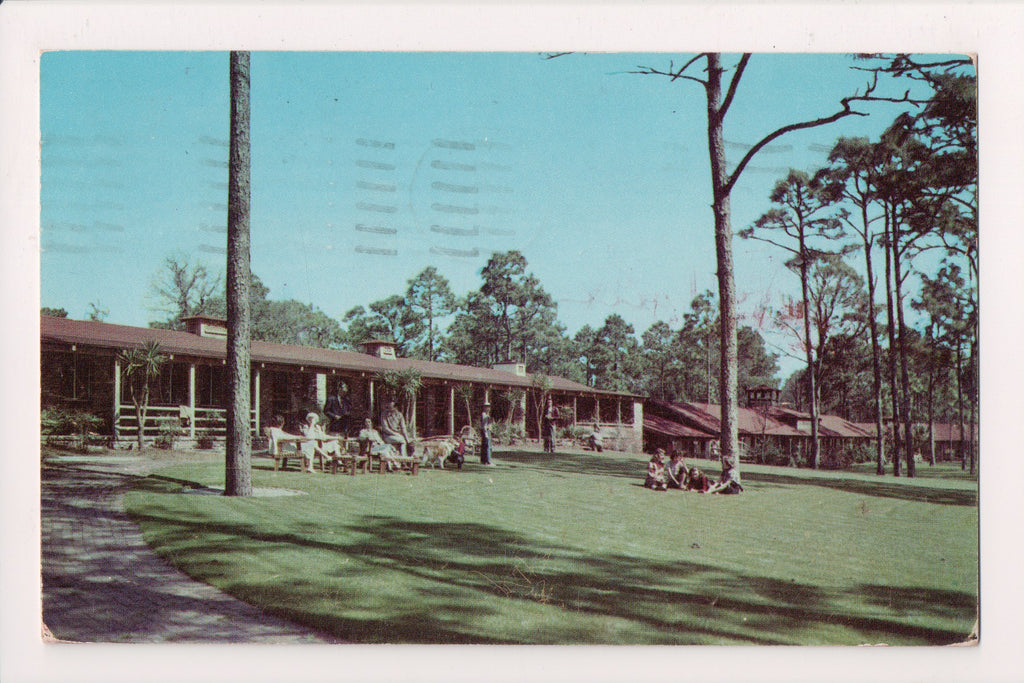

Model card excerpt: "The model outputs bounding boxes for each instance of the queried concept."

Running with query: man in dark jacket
[480,402,494,465]
[323,383,352,435]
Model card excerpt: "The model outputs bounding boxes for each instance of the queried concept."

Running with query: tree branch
[724,71,930,196]
[631,54,708,87]
[739,232,800,256]
[719,53,751,120]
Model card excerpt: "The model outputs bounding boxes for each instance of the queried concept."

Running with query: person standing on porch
[323,382,352,436]
[480,402,494,465]
[382,400,413,459]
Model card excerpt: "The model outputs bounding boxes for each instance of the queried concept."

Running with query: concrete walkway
[41,450,340,643]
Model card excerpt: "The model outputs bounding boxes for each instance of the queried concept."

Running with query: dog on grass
[419,438,459,469]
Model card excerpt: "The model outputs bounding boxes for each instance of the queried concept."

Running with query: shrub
[490,421,509,445]
[561,425,589,442]
[41,406,104,452]
[509,423,525,445]
[154,417,184,450]
[195,429,215,449]
[820,442,873,470]
[749,438,792,467]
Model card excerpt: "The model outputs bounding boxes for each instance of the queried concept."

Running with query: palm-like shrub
[118,340,166,452]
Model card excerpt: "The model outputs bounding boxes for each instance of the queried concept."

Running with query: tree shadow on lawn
[739,470,977,507]
[127,506,974,645]
[499,450,644,481]
[483,452,976,507]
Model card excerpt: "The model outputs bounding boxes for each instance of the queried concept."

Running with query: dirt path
[41,449,340,643]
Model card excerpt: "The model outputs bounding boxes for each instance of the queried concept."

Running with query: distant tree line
[742,55,977,475]
[142,248,781,405]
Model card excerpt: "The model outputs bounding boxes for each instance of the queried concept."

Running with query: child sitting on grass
[685,466,711,492]
[644,450,668,491]
[665,450,689,489]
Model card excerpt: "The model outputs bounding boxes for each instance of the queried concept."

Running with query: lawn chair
[265,427,312,472]
[459,426,480,460]
[359,436,419,475]
[330,438,368,475]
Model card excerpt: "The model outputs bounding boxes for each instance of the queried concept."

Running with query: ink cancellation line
[355,224,398,235]
[430,246,479,257]
[430,224,479,236]
[355,245,398,256]
[355,138,395,150]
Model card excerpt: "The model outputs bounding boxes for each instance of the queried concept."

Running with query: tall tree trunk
[956,339,965,470]
[705,332,712,404]
[705,53,740,471]
[927,364,936,466]
[968,337,977,474]
[861,212,886,475]
[134,390,146,453]
[225,51,253,497]
[799,234,821,469]
[890,213,916,478]
[883,206,901,476]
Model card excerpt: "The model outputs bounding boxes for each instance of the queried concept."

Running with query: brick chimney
[181,315,227,339]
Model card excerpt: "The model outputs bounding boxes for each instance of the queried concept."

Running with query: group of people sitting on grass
[644,448,743,494]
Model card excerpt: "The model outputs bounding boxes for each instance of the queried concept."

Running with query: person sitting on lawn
[299,412,342,473]
[358,417,399,471]
[707,453,744,494]
[665,450,689,489]
[688,464,712,491]
[644,449,668,491]
[685,466,712,492]
[382,401,414,459]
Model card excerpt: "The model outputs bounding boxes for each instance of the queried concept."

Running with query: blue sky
[41,51,946,377]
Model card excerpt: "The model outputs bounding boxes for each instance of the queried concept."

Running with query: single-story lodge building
[643,386,975,464]
[41,315,642,450]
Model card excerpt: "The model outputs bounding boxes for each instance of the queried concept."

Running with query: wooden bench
[357,439,419,475]
[265,428,319,472]
[265,428,357,473]
[329,438,369,475]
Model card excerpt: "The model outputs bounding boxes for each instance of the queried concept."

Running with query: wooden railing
[564,421,641,453]
[114,404,257,440]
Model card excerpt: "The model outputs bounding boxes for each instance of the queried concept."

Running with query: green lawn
[124,448,978,645]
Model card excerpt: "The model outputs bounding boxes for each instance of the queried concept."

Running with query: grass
[123,448,978,645]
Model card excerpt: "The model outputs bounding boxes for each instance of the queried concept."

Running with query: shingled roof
[643,412,716,439]
[41,316,635,398]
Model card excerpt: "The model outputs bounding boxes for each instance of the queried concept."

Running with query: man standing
[382,400,413,459]
[479,401,494,465]
[323,382,352,436]
[543,396,557,453]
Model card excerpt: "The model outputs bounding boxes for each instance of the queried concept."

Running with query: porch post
[448,385,455,436]
[632,399,643,453]
[573,395,578,426]
[412,393,418,437]
[369,379,375,422]
[188,363,196,439]
[595,398,601,423]
[316,372,327,409]
[519,392,527,435]
[253,367,261,434]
